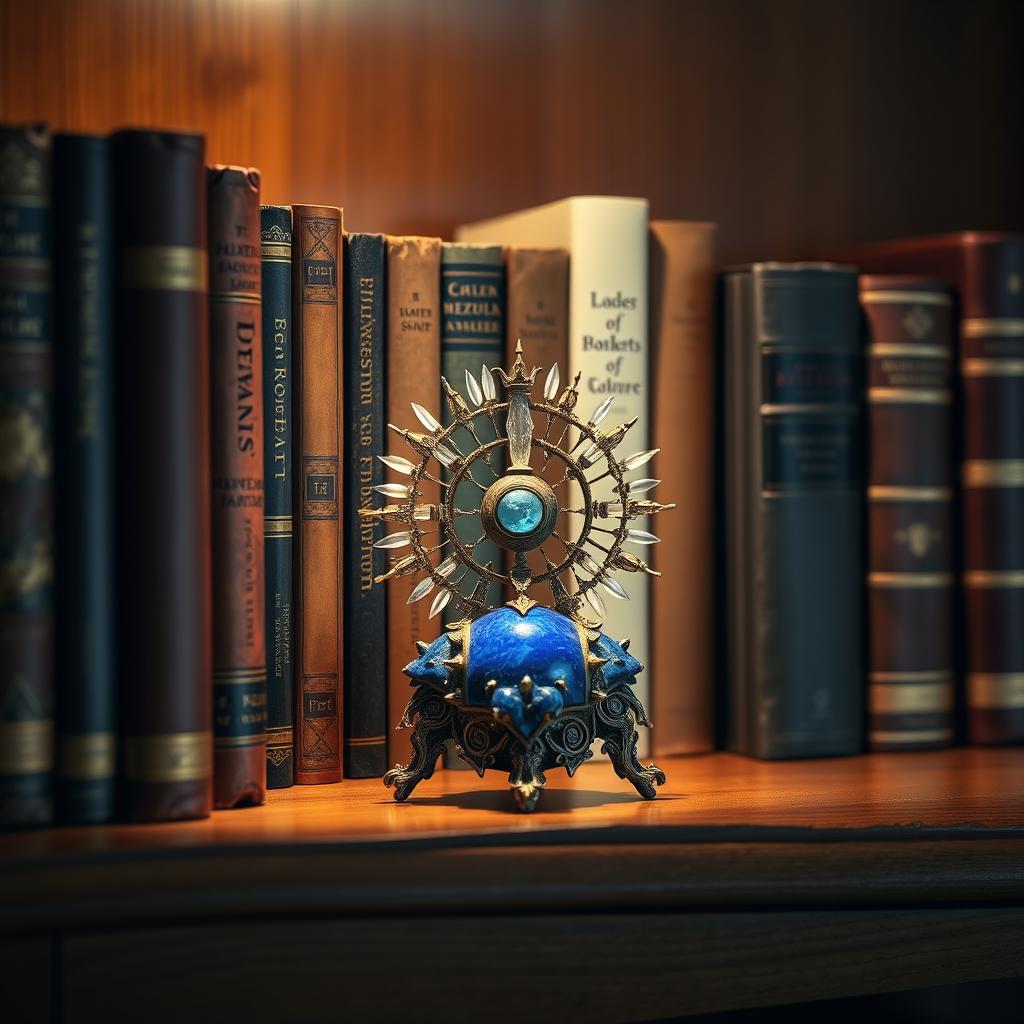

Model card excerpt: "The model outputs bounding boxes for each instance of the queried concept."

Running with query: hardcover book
[648,221,717,756]
[292,204,343,784]
[208,166,266,808]
[343,232,387,778]
[724,263,862,759]
[862,275,955,751]
[53,133,116,822]
[0,124,54,826]
[112,129,212,820]
[260,205,294,789]
[846,234,1024,745]
[383,236,441,768]
[456,198,652,752]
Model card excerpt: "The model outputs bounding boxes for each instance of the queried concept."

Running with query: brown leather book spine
[112,129,212,820]
[292,205,343,783]
[208,167,266,807]
[0,124,53,825]
[504,246,569,586]
[383,236,441,768]
[862,275,955,750]
[649,221,716,755]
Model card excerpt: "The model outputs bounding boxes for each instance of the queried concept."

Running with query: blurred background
[2,0,1021,261]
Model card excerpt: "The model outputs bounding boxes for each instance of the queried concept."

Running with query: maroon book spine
[208,167,266,807]
[862,275,955,750]
[113,129,212,820]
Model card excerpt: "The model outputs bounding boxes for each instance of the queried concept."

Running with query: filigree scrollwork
[453,711,508,777]
[544,709,594,776]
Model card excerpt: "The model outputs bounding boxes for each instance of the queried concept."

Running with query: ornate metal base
[383,681,666,812]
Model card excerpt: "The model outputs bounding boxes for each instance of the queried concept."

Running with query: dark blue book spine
[260,206,294,788]
[342,233,387,777]
[52,134,116,822]
[0,125,54,826]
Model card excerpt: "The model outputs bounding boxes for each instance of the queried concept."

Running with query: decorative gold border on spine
[962,318,1024,338]
[124,731,212,783]
[963,460,1024,487]
[962,569,1024,588]
[869,728,953,745]
[967,673,1024,709]
[868,486,952,502]
[869,343,952,358]
[870,669,953,683]
[0,720,53,774]
[59,733,115,780]
[962,358,1024,377]
[867,388,951,404]
[861,290,952,306]
[870,681,954,713]
[122,246,207,292]
[868,572,954,588]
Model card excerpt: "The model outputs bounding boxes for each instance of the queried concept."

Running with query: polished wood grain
[1,0,1021,264]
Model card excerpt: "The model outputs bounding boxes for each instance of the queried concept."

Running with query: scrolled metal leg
[595,687,666,800]
[383,688,454,802]
[507,740,547,812]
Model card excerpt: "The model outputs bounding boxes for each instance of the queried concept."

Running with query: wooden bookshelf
[4,750,1024,1022]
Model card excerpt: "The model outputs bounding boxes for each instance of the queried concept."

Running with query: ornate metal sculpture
[360,342,672,810]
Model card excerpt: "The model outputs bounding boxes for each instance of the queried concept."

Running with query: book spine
[384,236,441,769]
[648,222,716,756]
[260,205,294,788]
[208,167,266,808]
[504,246,569,588]
[112,129,212,821]
[0,125,54,826]
[441,243,505,767]
[726,265,863,759]
[52,134,116,822]
[566,201,651,753]
[960,241,1024,743]
[862,277,955,750]
[292,205,343,784]
[343,233,387,778]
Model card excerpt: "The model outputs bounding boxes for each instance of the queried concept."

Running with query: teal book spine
[439,244,505,766]
[260,205,294,788]
[0,124,54,826]
[342,233,387,778]
[52,133,116,822]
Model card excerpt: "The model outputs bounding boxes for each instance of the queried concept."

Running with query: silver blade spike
[374,531,413,550]
[406,576,435,605]
[584,587,607,619]
[599,575,630,601]
[411,403,442,433]
[588,396,614,427]
[621,448,659,471]
[374,482,412,499]
[480,364,496,401]
[543,363,560,401]
[578,551,602,575]
[378,454,417,476]
[428,589,452,619]
[436,555,458,577]
[464,368,483,407]
[627,478,660,495]
[626,529,660,545]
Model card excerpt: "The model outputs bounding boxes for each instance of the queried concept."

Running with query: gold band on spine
[59,733,115,780]
[869,343,952,358]
[870,728,953,745]
[0,720,53,775]
[214,734,266,748]
[962,318,1024,338]
[267,726,293,745]
[861,290,952,306]
[963,569,1024,588]
[867,388,951,405]
[264,519,293,535]
[124,731,212,783]
[968,673,1024,709]
[261,244,291,259]
[123,246,207,292]
[963,460,1024,487]
[868,572,954,588]
[759,403,859,416]
[870,681,954,713]
[213,668,268,684]
[962,358,1024,377]
[868,486,952,502]
[346,735,386,746]
[870,669,953,684]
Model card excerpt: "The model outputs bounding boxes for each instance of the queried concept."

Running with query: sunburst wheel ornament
[360,342,672,811]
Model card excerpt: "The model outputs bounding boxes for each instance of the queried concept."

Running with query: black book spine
[725,263,863,759]
[0,124,54,826]
[260,205,294,788]
[52,134,116,821]
[342,233,387,778]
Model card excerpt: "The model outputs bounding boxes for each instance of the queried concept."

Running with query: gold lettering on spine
[124,732,212,783]
[123,246,207,292]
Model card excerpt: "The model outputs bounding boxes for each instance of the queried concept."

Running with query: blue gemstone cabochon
[496,487,544,535]
[465,606,588,707]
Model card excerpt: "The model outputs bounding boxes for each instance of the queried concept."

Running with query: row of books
[1,120,1021,825]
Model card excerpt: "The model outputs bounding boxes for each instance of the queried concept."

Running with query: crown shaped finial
[495,339,541,389]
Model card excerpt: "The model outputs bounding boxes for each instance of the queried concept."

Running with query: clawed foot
[383,764,420,802]
[624,762,666,800]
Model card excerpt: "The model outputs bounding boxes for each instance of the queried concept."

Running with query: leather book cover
[725,263,863,759]
[384,236,441,768]
[343,232,387,778]
[441,243,505,768]
[649,221,717,755]
[847,233,1024,744]
[0,124,54,826]
[504,246,569,586]
[260,205,294,789]
[112,129,212,821]
[862,275,955,751]
[53,133,116,822]
[208,166,266,808]
[292,205,343,784]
